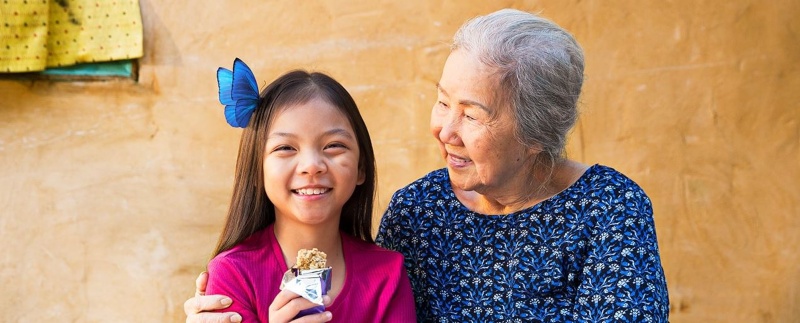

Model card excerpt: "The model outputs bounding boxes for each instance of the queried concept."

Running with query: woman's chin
[447,175,477,192]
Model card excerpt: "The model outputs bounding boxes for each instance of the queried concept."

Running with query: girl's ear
[357,164,366,185]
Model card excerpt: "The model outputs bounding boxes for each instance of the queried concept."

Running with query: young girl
[206,58,416,323]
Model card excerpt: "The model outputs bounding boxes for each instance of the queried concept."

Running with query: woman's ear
[528,141,545,155]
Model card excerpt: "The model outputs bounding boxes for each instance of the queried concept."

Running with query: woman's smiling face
[431,49,539,195]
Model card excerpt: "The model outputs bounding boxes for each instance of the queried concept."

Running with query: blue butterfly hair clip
[217,58,260,128]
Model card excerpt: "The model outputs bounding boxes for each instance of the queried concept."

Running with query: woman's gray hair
[452,9,584,162]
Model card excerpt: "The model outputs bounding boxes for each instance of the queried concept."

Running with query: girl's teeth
[296,188,329,195]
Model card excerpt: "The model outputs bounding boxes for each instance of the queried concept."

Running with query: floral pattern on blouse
[376,165,669,322]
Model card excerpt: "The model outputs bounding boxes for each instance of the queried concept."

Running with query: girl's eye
[325,142,348,150]
[273,145,295,152]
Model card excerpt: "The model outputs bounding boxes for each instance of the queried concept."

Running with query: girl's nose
[298,151,327,175]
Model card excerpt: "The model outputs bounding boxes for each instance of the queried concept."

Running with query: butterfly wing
[224,98,258,128]
[217,67,235,106]
[231,58,259,102]
[217,58,260,128]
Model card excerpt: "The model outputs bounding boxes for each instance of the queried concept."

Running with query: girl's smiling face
[263,97,364,227]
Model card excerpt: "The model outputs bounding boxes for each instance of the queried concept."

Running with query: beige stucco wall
[1,0,798,322]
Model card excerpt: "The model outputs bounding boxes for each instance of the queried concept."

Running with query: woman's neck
[456,159,589,215]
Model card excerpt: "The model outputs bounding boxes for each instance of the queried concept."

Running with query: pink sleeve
[206,256,258,322]
[383,256,418,323]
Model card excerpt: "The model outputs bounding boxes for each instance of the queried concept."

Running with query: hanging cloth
[0,0,143,73]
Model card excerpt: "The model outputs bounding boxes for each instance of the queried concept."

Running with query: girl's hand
[268,289,332,323]
[184,272,243,323]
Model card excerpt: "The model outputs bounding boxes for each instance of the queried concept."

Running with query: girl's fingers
[268,289,302,313]
[290,311,332,323]
[269,289,329,323]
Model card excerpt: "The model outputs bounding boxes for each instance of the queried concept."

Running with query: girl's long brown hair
[212,70,376,257]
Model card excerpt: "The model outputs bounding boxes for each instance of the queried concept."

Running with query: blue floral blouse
[376,165,669,322]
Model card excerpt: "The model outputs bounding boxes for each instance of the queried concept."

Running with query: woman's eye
[437,101,449,108]
[465,114,476,121]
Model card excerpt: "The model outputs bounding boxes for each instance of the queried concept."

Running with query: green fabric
[42,59,132,76]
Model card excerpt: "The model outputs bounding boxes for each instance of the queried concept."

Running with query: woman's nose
[297,151,327,175]
[436,113,462,145]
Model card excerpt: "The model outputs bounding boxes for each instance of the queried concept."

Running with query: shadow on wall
[139,0,182,66]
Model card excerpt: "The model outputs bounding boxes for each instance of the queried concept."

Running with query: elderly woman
[185,8,669,323]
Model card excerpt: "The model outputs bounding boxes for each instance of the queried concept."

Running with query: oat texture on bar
[295,248,327,270]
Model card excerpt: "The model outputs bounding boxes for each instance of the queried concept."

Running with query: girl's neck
[272,220,343,268]
[273,220,347,301]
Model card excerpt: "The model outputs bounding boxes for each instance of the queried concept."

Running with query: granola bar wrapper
[279,267,332,318]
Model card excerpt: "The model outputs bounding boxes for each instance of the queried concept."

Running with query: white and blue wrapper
[280,267,332,318]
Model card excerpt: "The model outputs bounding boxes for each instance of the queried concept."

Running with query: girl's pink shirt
[206,225,417,322]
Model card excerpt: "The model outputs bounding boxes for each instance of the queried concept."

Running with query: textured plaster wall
[0,0,798,322]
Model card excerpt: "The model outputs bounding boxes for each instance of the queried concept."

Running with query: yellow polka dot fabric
[0,1,49,72]
[1,0,143,73]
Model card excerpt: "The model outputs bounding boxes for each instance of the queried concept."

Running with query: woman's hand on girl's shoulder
[184,272,243,323]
